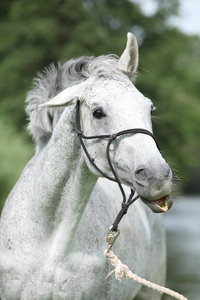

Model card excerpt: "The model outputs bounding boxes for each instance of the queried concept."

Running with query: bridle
[76,101,160,232]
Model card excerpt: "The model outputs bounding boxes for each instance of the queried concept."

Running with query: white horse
[0,33,172,300]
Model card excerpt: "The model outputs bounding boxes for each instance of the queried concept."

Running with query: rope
[104,250,188,300]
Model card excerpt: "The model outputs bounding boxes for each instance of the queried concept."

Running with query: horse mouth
[141,194,173,213]
[152,196,171,212]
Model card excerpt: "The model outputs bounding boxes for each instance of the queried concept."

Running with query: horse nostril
[164,164,172,178]
[134,168,147,181]
[135,168,145,175]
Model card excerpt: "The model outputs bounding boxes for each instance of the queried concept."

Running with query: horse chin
[140,194,173,213]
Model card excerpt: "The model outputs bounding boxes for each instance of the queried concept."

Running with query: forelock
[25,55,133,151]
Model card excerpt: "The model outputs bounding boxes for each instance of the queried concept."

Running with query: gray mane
[25,55,131,150]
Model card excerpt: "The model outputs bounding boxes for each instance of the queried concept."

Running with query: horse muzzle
[133,163,173,213]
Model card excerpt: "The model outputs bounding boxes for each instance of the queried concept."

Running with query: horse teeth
[153,197,166,207]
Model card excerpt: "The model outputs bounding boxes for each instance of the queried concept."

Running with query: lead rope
[104,249,188,300]
[76,102,188,300]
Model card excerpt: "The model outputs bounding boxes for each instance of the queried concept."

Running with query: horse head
[39,33,172,213]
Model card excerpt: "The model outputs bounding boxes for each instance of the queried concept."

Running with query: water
[164,196,200,300]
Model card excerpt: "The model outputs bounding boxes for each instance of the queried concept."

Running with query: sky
[169,0,200,36]
[132,0,200,36]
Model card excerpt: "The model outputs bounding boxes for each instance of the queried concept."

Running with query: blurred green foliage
[0,0,200,211]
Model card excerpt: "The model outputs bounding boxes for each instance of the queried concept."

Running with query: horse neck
[32,107,97,246]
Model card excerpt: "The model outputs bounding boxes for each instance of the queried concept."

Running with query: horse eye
[93,108,105,119]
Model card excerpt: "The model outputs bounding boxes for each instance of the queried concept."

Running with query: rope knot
[121,202,129,214]
[110,133,117,141]
[104,249,188,300]
[77,130,83,136]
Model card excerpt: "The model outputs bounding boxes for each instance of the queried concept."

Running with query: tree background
[0,0,200,212]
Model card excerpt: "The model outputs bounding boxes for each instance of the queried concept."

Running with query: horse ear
[118,32,138,74]
[39,79,92,108]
